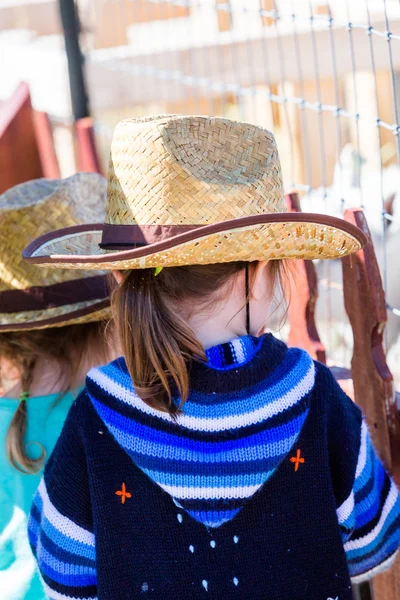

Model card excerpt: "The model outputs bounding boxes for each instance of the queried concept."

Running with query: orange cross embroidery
[115,482,132,504]
[290,449,305,472]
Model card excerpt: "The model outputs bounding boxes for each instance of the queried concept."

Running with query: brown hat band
[99,223,198,249]
[0,275,109,314]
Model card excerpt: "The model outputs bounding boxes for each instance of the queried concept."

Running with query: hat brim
[0,299,110,332]
[23,213,368,271]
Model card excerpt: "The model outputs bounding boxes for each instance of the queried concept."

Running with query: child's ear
[250,261,270,301]
[112,270,124,285]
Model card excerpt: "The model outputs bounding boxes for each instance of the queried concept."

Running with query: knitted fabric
[28,335,400,600]
[86,334,314,527]
[338,420,400,581]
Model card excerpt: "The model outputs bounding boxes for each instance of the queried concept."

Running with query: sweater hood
[86,334,315,528]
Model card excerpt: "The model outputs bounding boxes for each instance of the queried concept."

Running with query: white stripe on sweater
[88,360,315,432]
[344,481,399,551]
[43,582,97,600]
[337,490,355,525]
[39,480,95,548]
[231,338,245,363]
[350,550,398,584]
[158,482,261,500]
[355,421,369,479]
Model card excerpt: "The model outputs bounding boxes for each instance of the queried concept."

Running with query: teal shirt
[0,389,80,599]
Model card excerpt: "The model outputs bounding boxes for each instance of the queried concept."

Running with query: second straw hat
[23,115,367,270]
[0,173,110,331]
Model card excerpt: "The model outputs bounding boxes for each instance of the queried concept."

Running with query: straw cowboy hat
[0,173,110,332]
[23,115,368,271]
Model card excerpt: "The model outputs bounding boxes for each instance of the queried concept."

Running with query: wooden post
[342,208,400,600]
[0,83,43,193]
[75,117,103,175]
[33,112,61,179]
[284,192,326,363]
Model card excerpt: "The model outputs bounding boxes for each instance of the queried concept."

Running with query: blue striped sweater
[28,334,400,600]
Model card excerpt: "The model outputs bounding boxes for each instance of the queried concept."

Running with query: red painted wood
[32,111,60,179]
[0,82,43,193]
[75,117,103,175]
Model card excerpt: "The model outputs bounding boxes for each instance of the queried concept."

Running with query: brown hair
[0,321,111,474]
[112,261,285,416]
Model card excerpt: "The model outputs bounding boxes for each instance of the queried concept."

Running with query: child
[0,173,116,599]
[24,116,400,600]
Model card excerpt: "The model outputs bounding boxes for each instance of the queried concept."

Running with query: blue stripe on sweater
[28,506,40,546]
[192,347,307,404]
[177,353,311,418]
[88,335,313,527]
[186,508,241,527]
[36,541,96,586]
[204,336,261,370]
[354,464,386,530]
[345,493,400,561]
[40,571,98,600]
[93,396,306,459]
[30,493,96,561]
[39,527,96,569]
[130,446,288,475]
[30,500,41,526]
[28,523,38,551]
[118,438,298,476]
[106,420,301,462]
[340,421,400,579]
[348,517,400,566]
[89,384,310,443]
[104,346,308,414]
[34,513,95,561]
[348,531,400,577]
[141,468,276,489]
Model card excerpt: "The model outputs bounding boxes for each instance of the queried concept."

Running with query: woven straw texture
[107,115,284,226]
[0,173,111,330]
[25,115,364,270]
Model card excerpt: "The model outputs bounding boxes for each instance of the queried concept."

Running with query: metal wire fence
[82,0,400,371]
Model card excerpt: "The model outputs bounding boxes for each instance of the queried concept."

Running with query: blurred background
[1,0,400,385]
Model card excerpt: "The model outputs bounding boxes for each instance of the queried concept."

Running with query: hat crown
[0,173,106,293]
[106,116,285,226]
